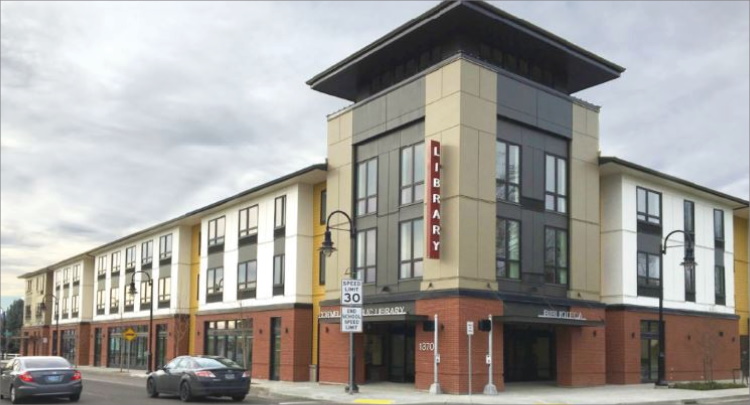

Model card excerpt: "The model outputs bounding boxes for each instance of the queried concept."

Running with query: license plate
[46,375,62,383]
[225,374,235,380]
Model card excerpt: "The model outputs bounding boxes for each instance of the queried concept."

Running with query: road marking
[353,400,394,404]
[279,402,321,405]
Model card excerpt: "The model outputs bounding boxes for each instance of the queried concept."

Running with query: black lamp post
[128,270,154,373]
[319,209,358,394]
[657,230,696,387]
[40,294,60,356]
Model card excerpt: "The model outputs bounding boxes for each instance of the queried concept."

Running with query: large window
[141,240,153,266]
[125,246,136,270]
[684,200,695,302]
[159,234,173,260]
[71,295,79,317]
[496,141,520,203]
[356,229,377,283]
[399,218,424,279]
[97,255,107,276]
[273,255,285,296]
[318,251,326,286]
[205,320,253,369]
[239,205,259,238]
[637,251,661,298]
[274,196,286,229]
[319,190,327,225]
[714,208,725,305]
[715,266,726,305]
[544,227,568,284]
[139,281,152,305]
[496,218,520,279]
[96,290,105,314]
[401,143,425,205]
[109,287,119,312]
[208,217,226,247]
[357,158,378,216]
[714,209,724,240]
[158,277,171,305]
[206,267,224,302]
[237,261,257,299]
[545,154,567,213]
[637,187,661,225]
[111,252,121,274]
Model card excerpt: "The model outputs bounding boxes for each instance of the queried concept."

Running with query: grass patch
[672,381,747,390]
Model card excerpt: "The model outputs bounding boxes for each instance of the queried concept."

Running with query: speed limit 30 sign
[341,279,363,306]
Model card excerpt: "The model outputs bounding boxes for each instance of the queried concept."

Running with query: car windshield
[195,357,241,369]
[23,358,70,369]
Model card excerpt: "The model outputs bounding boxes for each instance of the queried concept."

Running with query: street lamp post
[40,294,60,356]
[320,209,358,394]
[658,230,696,387]
[127,270,154,373]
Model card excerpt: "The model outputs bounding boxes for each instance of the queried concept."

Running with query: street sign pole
[467,321,474,396]
[341,279,363,394]
[429,314,441,394]
[483,315,497,395]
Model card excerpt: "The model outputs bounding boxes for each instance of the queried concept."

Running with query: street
[9,372,331,405]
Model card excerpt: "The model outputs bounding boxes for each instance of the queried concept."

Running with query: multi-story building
[19,269,54,356]
[735,207,749,377]
[49,256,95,365]
[310,0,622,393]
[600,157,746,383]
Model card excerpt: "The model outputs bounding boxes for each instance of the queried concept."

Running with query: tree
[3,299,24,354]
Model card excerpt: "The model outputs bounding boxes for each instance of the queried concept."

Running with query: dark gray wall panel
[207,253,223,269]
[238,244,258,263]
[497,73,572,139]
[353,78,425,144]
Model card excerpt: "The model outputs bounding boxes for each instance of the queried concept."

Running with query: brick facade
[606,308,740,384]
[195,306,312,382]
[20,325,49,357]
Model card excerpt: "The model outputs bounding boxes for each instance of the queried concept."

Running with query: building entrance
[364,323,415,383]
[503,324,556,382]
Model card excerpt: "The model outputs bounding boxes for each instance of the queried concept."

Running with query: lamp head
[319,230,336,257]
[128,281,137,296]
[681,242,696,272]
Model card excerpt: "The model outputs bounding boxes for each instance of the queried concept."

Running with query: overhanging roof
[307,0,624,101]
[494,315,604,328]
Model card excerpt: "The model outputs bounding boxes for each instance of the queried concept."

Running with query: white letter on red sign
[427,140,441,259]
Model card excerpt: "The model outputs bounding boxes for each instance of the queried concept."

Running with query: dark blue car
[147,355,250,402]
[0,356,82,403]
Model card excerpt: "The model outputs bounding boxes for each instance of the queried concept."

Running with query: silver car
[0,356,82,403]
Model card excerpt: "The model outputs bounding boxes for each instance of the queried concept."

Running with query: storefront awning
[493,315,604,328]
[319,314,428,324]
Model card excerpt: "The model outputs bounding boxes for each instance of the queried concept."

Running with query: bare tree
[697,331,718,382]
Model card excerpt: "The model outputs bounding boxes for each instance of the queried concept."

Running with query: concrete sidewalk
[76,366,748,404]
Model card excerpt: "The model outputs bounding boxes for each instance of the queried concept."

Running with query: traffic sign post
[341,280,363,306]
[467,321,474,395]
[341,307,363,333]
[341,279,363,394]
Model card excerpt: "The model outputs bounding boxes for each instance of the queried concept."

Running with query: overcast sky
[1,1,748,302]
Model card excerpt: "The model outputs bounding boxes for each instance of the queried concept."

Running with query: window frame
[109,287,119,311]
[141,240,154,266]
[684,200,695,301]
[356,158,378,216]
[319,190,327,225]
[637,251,662,298]
[399,218,424,280]
[273,254,285,295]
[544,227,569,285]
[206,267,224,301]
[111,251,121,274]
[400,142,425,205]
[158,277,171,304]
[274,196,286,229]
[139,281,152,305]
[496,140,521,203]
[355,228,377,283]
[714,265,726,305]
[238,205,259,238]
[237,260,257,299]
[97,255,107,276]
[496,217,521,279]
[636,187,662,225]
[208,217,226,247]
[713,209,724,241]
[125,246,136,270]
[159,234,173,260]
[318,250,326,286]
[544,154,567,214]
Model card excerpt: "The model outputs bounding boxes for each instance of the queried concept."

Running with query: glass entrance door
[269,318,281,380]
[503,325,556,382]
[640,320,660,382]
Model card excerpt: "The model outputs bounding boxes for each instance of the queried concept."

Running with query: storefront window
[205,319,253,370]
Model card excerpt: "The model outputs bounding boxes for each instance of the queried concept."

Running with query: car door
[0,359,12,395]
[160,358,182,394]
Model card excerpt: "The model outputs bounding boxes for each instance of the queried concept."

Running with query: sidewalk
[77,366,749,404]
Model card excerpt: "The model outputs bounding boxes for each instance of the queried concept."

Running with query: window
[273,255,285,295]
[141,240,153,266]
[71,295,79,316]
[714,209,724,241]
[544,227,568,284]
[139,281,152,305]
[96,290,105,313]
[496,141,520,203]
[237,261,257,299]
[318,251,326,285]
[62,297,69,317]
[63,268,70,283]
[207,267,224,302]
[238,205,259,238]
[715,266,726,305]
[26,280,32,292]
[401,142,425,205]
[25,305,31,320]
[97,255,107,276]
[496,218,521,279]
[72,264,80,282]
[637,187,661,225]
[320,190,327,225]
[111,251,121,274]
[357,158,378,215]
[125,246,136,269]
[159,234,173,260]
[124,289,134,309]
[684,200,695,302]
[109,287,119,311]
[208,217,226,247]
[545,155,567,213]
[356,229,377,283]
[637,251,661,298]
[399,219,424,279]
[158,277,171,304]
[274,196,286,229]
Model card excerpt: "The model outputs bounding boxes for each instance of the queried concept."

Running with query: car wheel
[179,381,192,402]
[69,393,81,402]
[10,386,19,404]
[146,378,159,398]
[231,394,246,402]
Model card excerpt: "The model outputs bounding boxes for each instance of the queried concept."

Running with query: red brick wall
[606,308,740,384]
[556,307,606,387]
[317,307,366,386]
[20,326,49,356]
[195,306,312,382]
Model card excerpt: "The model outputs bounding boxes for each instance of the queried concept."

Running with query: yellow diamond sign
[123,328,137,341]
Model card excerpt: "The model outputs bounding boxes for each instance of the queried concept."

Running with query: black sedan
[147,355,250,402]
[0,356,82,403]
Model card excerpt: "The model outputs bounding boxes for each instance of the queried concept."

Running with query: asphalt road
[10,372,328,405]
